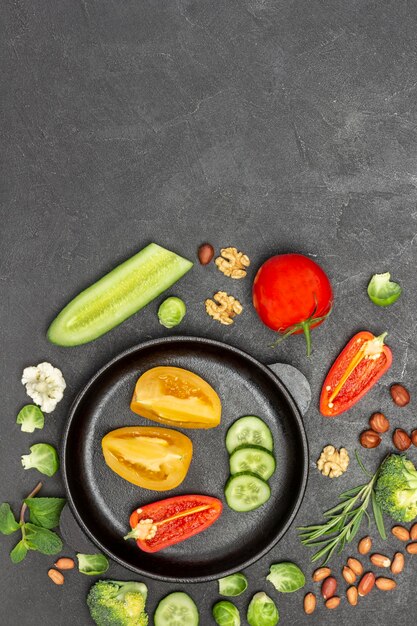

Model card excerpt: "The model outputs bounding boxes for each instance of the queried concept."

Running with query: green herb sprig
[0,482,65,563]
[298,452,386,565]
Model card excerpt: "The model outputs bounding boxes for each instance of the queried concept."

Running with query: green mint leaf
[24,498,66,529]
[10,540,28,563]
[0,503,20,535]
[24,523,63,555]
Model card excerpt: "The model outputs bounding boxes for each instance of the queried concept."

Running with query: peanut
[54,557,75,570]
[370,553,391,568]
[375,577,397,591]
[347,557,363,576]
[303,592,316,615]
[406,542,417,554]
[391,525,410,541]
[346,586,358,606]
[48,569,64,585]
[312,567,332,582]
[358,572,375,597]
[358,536,372,555]
[325,597,341,609]
[391,552,405,574]
[342,566,356,584]
[410,523,417,541]
[321,576,337,600]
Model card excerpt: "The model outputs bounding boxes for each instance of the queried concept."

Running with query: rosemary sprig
[298,453,386,565]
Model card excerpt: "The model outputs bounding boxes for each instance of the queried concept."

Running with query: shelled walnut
[205,291,243,325]
[215,247,250,279]
[317,445,350,478]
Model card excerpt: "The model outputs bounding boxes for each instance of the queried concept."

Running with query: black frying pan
[62,336,308,582]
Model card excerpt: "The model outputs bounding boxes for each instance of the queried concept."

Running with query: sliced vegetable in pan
[225,416,273,453]
[102,426,193,491]
[225,473,271,512]
[131,366,221,429]
[320,331,392,417]
[125,495,222,553]
[229,446,275,481]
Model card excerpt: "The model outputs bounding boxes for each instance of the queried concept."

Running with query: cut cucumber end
[47,243,193,346]
[154,591,199,626]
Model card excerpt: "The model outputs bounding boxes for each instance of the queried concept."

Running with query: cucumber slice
[225,472,271,512]
[229,445,276,480]
[154,591,199,626]
[225,416,273,454]
[47,243,193,346]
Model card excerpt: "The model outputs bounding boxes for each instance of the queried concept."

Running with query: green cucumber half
[229,445,276,481]
[154,591,199,626]
[225,472,271,512]
[47,243,193,346]
[225,416,273,454]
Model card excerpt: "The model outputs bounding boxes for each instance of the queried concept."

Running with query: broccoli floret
[87,580,148,626]
[375,454,417,523]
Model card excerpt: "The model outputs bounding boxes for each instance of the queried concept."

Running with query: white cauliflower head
[22,362,66,413]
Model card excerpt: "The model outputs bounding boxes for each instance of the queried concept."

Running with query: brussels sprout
[21,444,59,477]
[367,272,402,307]
[158,297,186,328]
[213,600,240,625]
[218,573,248,597]
[247,592,279,626]
[267,562,305,593]
[77,553,109,575]
[16,405,44,433]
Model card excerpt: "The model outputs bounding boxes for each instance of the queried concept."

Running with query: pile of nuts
[303,521,417,614]
[199,243,250,325]
[48,557,75,585]
[360,384,417,450]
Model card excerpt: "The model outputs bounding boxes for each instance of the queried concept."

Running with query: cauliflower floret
[22,362,66,413]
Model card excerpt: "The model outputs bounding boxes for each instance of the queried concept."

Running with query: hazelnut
[390,384,410,407]
[359,429,381,449]
[198,243,215,265]
[393,428,411,451]
[369,412,390,433]
[411,429,417,447]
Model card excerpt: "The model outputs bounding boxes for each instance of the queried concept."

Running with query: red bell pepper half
[125,494,222,553]
[320,331,392,417]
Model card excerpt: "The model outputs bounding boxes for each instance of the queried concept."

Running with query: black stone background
[2,0,417,624]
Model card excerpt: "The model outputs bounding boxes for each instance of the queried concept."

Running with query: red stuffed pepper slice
[125,494,222,553]
[320,331,392,417]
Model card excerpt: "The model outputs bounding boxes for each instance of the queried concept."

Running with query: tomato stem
[301,322,312,357]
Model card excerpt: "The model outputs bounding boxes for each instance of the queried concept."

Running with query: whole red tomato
[252,253,333,355]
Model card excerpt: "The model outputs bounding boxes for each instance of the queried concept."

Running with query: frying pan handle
[267,363,311,416]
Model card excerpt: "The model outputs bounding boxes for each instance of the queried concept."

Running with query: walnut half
[205,291,243,325]
[215,247,250,279]
[317,445,350,478]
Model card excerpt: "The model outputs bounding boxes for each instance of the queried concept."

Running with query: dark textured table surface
[2,1,417,624]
